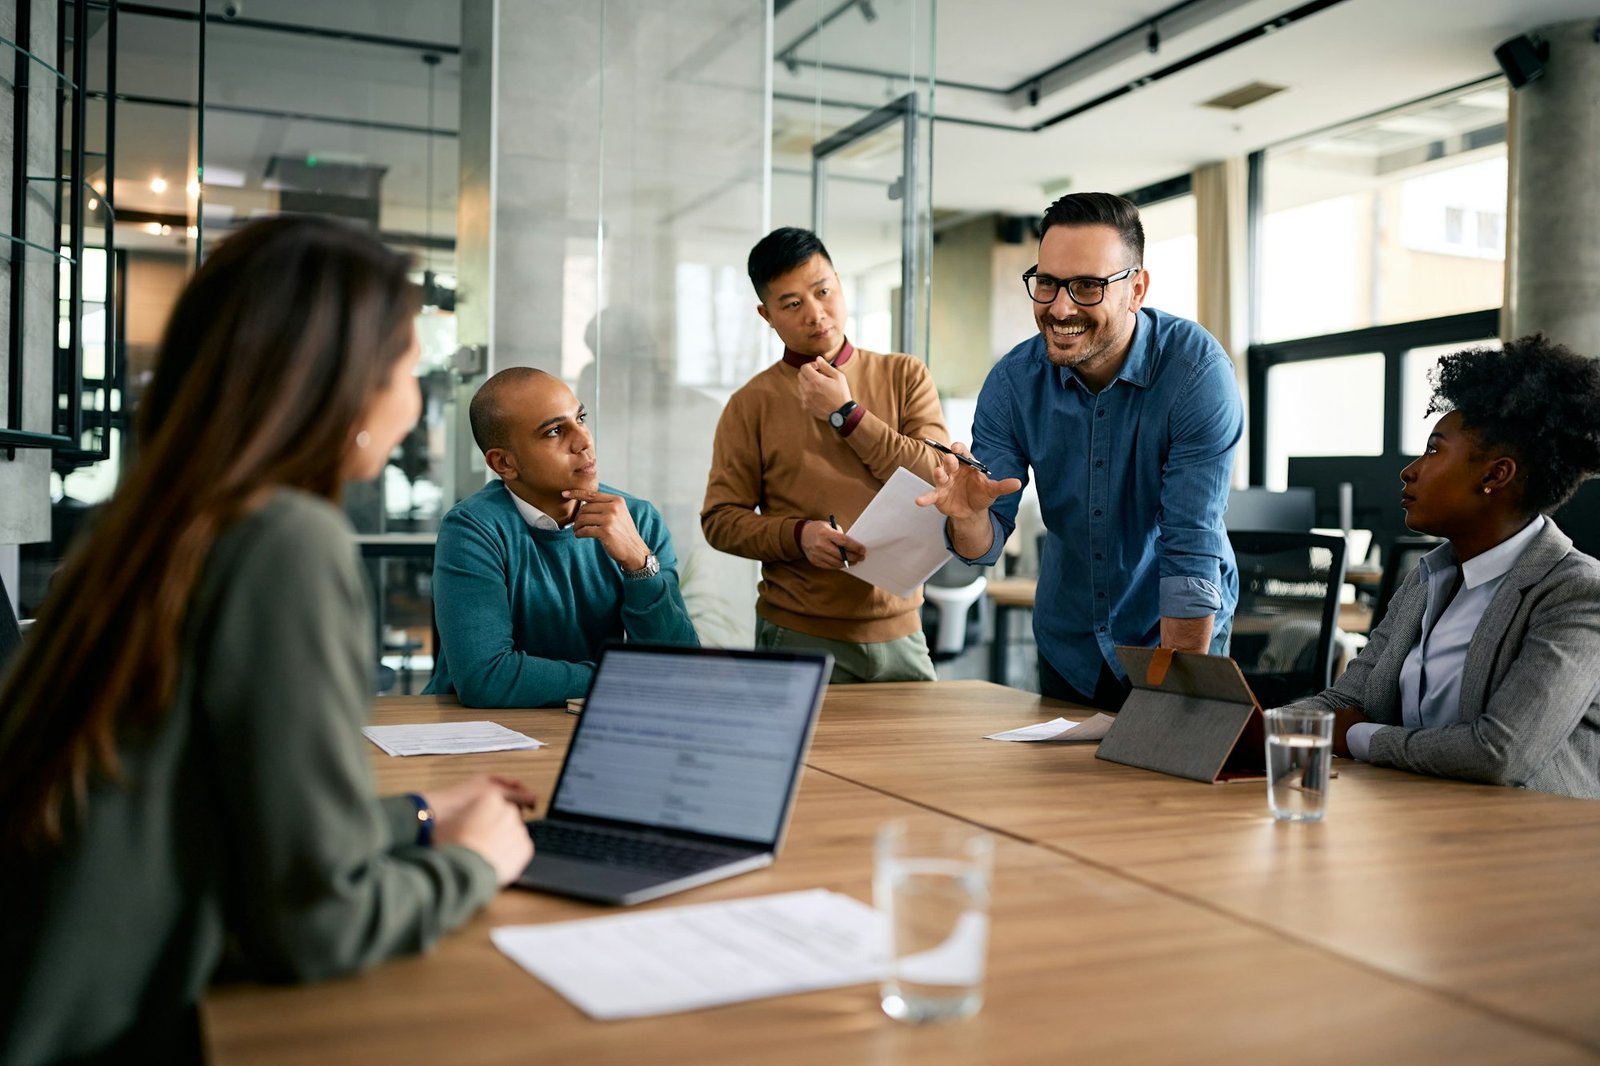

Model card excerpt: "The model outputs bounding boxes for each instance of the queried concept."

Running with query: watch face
[829,412,844,427]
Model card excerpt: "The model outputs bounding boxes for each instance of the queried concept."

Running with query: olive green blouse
[1,490,497,1066]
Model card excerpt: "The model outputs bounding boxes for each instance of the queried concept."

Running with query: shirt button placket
[1090,398,1110,656]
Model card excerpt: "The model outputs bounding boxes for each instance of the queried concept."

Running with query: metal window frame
[1,0,118,463]
[1245,309,1501,486]
[810,91,920,354]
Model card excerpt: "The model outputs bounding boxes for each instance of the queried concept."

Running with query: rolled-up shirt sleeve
[1156,354,1242,619]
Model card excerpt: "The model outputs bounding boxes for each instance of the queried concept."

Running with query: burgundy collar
[781,338,854,370]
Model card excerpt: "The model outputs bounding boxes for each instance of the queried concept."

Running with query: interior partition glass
[457,1,772,647]
[202,3,462,539]
[200,1,463,688]
[771,0,936,362]
[1259,81,1507,343]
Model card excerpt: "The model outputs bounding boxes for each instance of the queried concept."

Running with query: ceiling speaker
[1494,34,1549,89]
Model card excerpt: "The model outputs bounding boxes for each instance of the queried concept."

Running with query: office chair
[921,559,988,662]
[1,571,23,676]
[1369,536,1441,633]
[1227,530,1347,708]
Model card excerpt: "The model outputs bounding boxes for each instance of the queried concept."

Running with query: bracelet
[404,792,435,848]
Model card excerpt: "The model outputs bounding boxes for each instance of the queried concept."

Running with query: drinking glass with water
[1264,707,1334,822]
[874,820,993,1023]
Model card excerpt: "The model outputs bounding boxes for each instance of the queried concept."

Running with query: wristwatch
[622,553,660,580]
[404,792,435,848]
[828,400,859,430]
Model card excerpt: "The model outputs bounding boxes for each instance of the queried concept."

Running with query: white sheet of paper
[984,713,1116,743]
[491,889,887,1020]
[361,721,545,757]
[843,467,952,598]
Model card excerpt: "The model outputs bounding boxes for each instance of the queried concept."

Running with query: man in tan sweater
[702,227,949,682]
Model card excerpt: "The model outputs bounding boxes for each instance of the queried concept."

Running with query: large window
[1248,81,1511,565]
[1400,338,1502,456]
[1139,193,1197,324]
[1259,83,1507,343]
[1264,352,1385,489]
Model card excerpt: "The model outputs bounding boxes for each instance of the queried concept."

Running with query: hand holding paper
[840,468,954,598]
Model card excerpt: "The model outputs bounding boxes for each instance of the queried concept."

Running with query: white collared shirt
[504,482,565,533]
[1348,515,1545,760]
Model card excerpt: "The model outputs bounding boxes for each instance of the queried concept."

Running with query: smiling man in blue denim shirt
[918,192,1242,710]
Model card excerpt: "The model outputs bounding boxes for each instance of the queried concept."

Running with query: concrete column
[1505,19,1600,353]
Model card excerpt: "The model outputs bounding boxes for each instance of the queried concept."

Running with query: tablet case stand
[1095,646,1266,783]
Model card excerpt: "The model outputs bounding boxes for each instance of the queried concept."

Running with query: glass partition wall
[52,1,937,677]
[771,0,936,362]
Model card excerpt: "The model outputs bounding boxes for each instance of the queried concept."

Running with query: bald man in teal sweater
[425,368,697,707]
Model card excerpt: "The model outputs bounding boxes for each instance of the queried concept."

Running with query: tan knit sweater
[701,346,949,642]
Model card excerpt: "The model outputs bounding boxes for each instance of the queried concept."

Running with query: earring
[1483,486,1491,495]
[355,430,372,449]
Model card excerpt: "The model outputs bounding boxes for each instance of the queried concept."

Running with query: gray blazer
[1291,520,1600,799]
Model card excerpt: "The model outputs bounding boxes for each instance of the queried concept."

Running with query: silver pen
[923,438,992,478]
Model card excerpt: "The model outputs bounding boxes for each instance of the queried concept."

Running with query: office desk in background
[353,534,439,694]
[985,577,1039,687]
[986,577,1374,685]
[204,684,1600,1064]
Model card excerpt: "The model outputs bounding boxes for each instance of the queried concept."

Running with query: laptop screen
[549,646,829,846]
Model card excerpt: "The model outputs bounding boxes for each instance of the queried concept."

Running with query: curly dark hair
[1427,333,1600,513]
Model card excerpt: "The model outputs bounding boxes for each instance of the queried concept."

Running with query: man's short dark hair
[1039,192,1145,265]
[747,227,833,301]
[469,366,550,454]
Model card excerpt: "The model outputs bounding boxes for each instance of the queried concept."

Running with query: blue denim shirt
[957,307,1242,693]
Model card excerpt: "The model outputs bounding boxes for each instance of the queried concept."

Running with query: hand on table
[430,774,538,885]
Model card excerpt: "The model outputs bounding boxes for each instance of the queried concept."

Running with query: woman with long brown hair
[0,217,535,1065]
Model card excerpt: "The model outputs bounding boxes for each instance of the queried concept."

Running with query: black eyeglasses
[1022,264,1140,307]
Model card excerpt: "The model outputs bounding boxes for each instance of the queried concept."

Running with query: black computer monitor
[1225,487,1316,532]
[1285,455,1410,555]
[1553,478,1600,558]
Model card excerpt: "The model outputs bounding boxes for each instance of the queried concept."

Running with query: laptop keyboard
[531,821,745,876]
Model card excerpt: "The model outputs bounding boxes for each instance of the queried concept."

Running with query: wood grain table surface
[201,688,1600,1064]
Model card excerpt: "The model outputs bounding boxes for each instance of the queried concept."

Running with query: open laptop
[517,643,832,906]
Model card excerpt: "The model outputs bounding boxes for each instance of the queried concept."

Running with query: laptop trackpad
[518,854,685,904]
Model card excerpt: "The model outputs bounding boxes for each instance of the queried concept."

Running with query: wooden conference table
[205,683,1600,1065]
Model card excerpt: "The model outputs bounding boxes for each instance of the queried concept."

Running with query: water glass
[873,820,993,1023]
[1265,707,1334,822]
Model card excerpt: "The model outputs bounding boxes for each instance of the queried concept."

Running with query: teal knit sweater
[424,481,698,707]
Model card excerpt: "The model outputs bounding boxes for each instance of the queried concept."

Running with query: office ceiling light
[149,176,167,193]
[1200,81,1287,111]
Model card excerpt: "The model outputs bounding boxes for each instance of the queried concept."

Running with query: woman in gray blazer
[1294,334,1600,800]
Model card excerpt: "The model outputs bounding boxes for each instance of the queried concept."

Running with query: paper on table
[843,466,951,598]
[491,888,886,1020]
[362,721,544,757]
[984,713,1116,743]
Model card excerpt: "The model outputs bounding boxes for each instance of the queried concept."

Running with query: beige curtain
[1193,158,1251,486]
